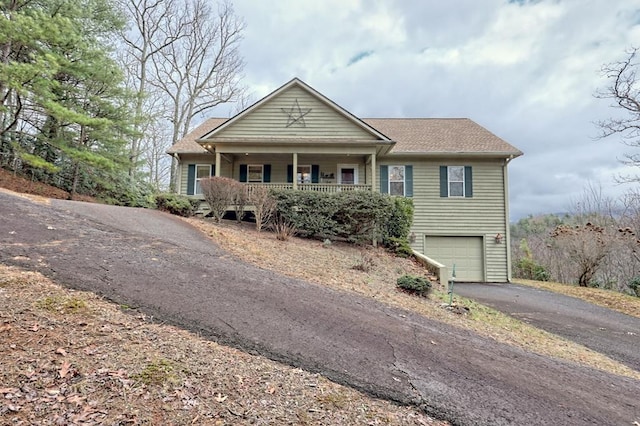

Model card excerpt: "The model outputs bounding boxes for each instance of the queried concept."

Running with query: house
[167,78,522,283]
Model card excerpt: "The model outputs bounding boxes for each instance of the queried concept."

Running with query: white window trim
[248,164,264,183]
[337,164,359,184]
[448,165,465,198]
[388,165,406,196]
[195,164,211,195]
[297,164,311,184]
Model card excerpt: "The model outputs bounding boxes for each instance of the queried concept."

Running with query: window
[448,166,465,197]
[297,165,311,184]
[380,165,413,197]
[388,165,405,196]
[439,165,472,198]
[248,164,263,183]
[195,165,211,195]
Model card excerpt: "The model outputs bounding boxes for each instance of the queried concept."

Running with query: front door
[338,164,358,185]
[341,168,354,184]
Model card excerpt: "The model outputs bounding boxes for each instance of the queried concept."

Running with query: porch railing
[245,183,371,194]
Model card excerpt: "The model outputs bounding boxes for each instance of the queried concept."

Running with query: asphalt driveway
[454,282,640,372]
[1,190,639,426]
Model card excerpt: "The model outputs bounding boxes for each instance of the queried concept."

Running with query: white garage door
[424,236,484,282]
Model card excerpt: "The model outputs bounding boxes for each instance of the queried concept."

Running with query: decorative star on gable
[281,99,312,127]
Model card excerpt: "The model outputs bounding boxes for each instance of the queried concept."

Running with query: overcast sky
[220,0,640,220]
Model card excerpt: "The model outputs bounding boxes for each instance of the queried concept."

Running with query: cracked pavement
[1,191,639,425]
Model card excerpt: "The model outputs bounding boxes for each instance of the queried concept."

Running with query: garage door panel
[425,236,484,282]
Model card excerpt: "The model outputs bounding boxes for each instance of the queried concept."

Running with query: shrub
[628,277,640,297]
[272,190,400,244]
[155,193,199,217]
[352,250,375,272]
[385,237,414,258]
[383,197,414,242]
[233,185,248,223]
[250,186,276,232]
[396,275,432,296]
[271,214,297,241]
[514,257,550,281]
[200,177,241,222]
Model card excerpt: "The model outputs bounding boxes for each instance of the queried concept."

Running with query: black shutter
[287,164,293,183]
[239,164,247,182]
[380,165,388,193]
[263,164,271,183]
[311,165,320,183]
[187,164,195,195]
[439,166,448,197]
[405,165,413,197]
[464,166,473,198]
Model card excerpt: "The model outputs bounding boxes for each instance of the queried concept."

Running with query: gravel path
[1,191,639,426]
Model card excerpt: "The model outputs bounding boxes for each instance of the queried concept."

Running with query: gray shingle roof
[363,118,522,156]
[166,118,228,154]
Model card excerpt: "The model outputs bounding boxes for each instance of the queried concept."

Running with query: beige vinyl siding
[378,158,509,282]
[214,87,376,140]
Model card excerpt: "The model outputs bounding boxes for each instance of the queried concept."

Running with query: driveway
[1,190,639,426]
[454,282,640,371]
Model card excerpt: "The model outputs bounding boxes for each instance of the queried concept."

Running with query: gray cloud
[226,0,640,220]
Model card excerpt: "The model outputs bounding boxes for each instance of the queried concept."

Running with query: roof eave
[383,150,524,158]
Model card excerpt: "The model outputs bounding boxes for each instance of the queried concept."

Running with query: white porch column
[292,152,298,190]
[215,151,221,177]
[370,152,376,192]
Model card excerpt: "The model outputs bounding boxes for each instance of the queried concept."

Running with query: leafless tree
[117,0,244,190]
[595,47,640,181]
[148,0,245,190]
[117,0,189,180]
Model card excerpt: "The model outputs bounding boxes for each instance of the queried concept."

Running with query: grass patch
[515,279,640,319]
[133,358,178,386]
[36,295,88,314]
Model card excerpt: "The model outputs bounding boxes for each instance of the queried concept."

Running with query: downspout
[171,153,180,194]
[504,155,514,282]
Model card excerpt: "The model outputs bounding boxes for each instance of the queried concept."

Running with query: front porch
[179,151,380,197]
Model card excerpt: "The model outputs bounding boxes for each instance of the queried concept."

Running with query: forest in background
[511,184,640,296]
[0,0,245,205]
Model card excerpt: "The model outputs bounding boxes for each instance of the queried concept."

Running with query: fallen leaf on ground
[59,361,71,378]
[55,347,67,356]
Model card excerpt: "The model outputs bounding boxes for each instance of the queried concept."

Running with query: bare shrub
[550,223,611,287]
[233,185,248,223]
[352,250,375,272]
[271,214,297,241]
[249,186,276,232]
[200,177,239,222]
